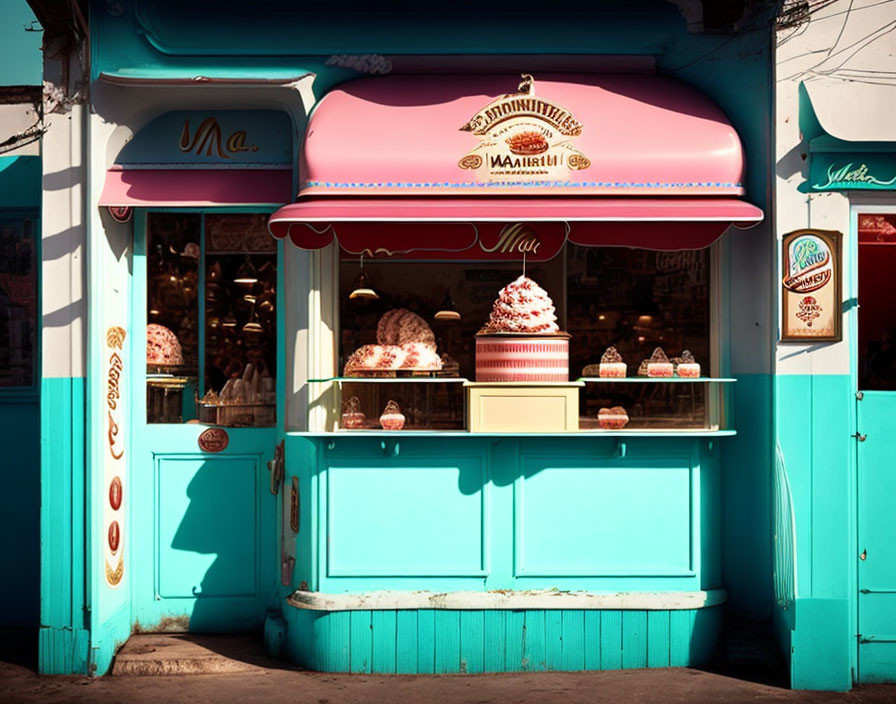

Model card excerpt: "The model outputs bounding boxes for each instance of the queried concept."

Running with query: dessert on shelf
[146,324,184,366]
[598,346,627,378]
[637,359,649,377]
[341,396,367,429]
[646,347,673,377]
[475,274,569,382]
[379,400,405,430]
[597,406,629,430]
[343,309,443,377]
[677,350,701,378]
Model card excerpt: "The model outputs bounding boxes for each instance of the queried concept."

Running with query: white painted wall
[775,0,896,375]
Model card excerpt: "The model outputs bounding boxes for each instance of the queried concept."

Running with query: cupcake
[598,346,627,378]
[379,400,405,431]
[598,406,629,430]
[646,347,673,377]
[676,350,701,378]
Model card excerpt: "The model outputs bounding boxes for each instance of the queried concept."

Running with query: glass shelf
[309,376,469,384]
[578,377,737,384]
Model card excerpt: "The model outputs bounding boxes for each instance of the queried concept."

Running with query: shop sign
[337,222,568,262]
[199,427,230,453]
[458,74,590,183]
[104,326,127,587]
[781,229,842,342]
[115,110,292,168]
[810,154,896,191]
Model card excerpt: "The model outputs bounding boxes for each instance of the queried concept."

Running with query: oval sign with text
[198,427,229,453]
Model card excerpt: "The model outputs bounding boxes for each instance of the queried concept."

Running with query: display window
[0,213,38,389]
[146,212,277,426]
[319,240,721,433]
[858,212,896,391]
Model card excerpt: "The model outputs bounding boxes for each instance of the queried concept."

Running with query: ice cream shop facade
[40,0,791,681]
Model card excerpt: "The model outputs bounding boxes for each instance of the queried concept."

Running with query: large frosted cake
[475,275,569,382]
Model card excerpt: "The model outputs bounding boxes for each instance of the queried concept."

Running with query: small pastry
[598,406,629,430]
[647,347,673,377]
[341,396,366,430]
[676,350,701,378]
[599,346,627,378]
[379,400,405,431]
[637,359,649,377]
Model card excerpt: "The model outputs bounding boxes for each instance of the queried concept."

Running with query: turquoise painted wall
[776,373,854,691]
[39,376,89,674]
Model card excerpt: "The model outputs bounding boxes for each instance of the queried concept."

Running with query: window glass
[146,212,277,426]
[858,213,896,391]
[336,243,711,430]
[146,213,200,422]
[0,214,37,388]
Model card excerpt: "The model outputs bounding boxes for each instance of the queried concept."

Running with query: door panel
[857,392,896,682]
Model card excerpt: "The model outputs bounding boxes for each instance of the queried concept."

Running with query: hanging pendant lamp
[434,292,461,321]
[349,253,379,300]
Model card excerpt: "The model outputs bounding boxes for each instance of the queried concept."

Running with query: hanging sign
[458,74,590,183]
[781,229,842,342]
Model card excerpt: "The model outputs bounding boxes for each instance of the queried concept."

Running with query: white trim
[287,588,728,611]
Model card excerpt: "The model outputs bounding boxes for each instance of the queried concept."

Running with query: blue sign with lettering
[115,110,292,167]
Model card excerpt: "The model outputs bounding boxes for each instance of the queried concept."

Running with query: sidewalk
[2,633,896,704]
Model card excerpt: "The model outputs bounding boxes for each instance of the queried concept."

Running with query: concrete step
[112,633,279,676]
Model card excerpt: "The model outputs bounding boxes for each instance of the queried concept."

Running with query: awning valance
[98,109,293,208]
[269,73,762,254]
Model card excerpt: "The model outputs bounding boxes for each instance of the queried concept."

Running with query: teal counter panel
[515,459,692,578]
[327,458,486,577]
[288,435,721,594]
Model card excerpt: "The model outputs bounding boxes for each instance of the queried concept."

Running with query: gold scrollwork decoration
[458,154,483,170]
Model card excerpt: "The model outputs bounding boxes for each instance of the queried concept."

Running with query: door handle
[853,433,866,442]
[268,440,285,495]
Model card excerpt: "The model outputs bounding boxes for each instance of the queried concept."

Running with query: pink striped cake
[475,334,570,382]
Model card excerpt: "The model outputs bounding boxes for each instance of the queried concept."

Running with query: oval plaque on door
[198,427,229,453]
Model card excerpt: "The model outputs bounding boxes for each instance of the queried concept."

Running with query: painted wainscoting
[275,604,723,673]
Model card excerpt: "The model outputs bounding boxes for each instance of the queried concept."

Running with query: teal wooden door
[130,211,280,633]
[857,391,896,682]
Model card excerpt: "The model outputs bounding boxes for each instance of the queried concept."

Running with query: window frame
[0,208,40,400]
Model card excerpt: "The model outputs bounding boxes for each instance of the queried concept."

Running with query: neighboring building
[773,0,896,690]
[0,0,42,644]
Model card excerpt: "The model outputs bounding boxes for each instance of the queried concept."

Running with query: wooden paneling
[289,606,723,673]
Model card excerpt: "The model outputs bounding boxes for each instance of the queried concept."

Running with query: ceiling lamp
[434,293,461,321]
[234,258,258,285]
[349,253,379,300]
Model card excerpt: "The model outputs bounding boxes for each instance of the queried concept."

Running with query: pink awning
[298,74,747,198]
[269,198,764,256]
[98,167,293,207]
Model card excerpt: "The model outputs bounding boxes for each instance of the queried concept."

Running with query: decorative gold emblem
[106,326,126,350]
[105,553,124,586]
[458,74,590,182]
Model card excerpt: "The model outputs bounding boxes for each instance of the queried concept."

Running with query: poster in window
[781,229,842,342]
